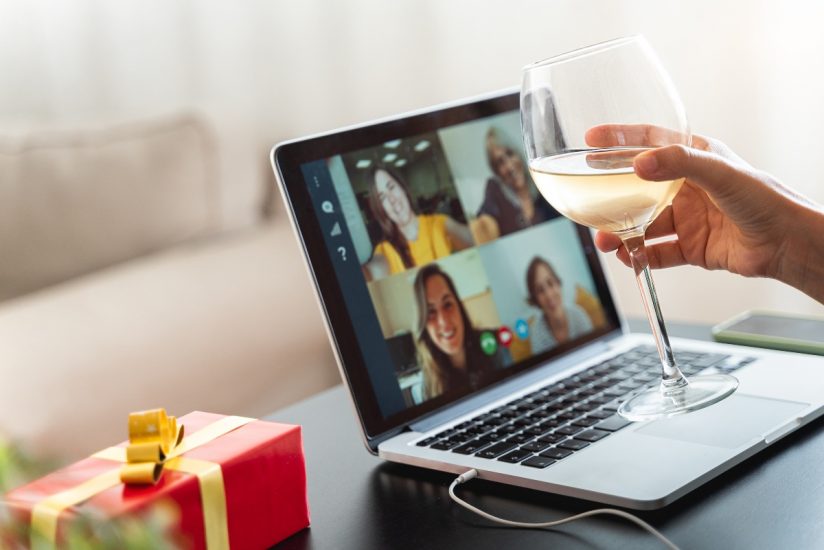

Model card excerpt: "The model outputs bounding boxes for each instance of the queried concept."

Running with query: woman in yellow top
[365,167,473,278]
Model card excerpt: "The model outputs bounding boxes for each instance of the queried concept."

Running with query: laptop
[270,88,824,510]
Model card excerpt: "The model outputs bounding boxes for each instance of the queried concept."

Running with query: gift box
[4,411,310,549]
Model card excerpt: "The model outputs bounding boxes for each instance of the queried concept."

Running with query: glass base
[618,373,739,422]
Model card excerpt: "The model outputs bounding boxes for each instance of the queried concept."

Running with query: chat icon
[321,201,334,214]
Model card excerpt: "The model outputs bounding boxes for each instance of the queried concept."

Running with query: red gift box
[4,411,310,549]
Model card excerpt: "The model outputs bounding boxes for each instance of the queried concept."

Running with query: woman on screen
[366,167,473,278]
[475,127,555,240]
[413,264,508,401]
[525,256,593,353]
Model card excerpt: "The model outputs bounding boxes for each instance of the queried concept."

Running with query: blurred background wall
[2,0,822,328]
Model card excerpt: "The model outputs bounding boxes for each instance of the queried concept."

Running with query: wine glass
[520,36,738,421]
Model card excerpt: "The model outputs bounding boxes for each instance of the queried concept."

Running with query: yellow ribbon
[121,408,185,485]
[30,413,255,550]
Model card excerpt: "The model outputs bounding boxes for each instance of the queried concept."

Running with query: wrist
[774,205,824,304]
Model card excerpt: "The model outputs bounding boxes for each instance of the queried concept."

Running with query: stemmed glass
[520,36,738,421]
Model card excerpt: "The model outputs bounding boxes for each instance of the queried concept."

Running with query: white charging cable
[449,469,679,550]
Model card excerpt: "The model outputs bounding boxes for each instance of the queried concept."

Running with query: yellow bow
[120,408,184,485]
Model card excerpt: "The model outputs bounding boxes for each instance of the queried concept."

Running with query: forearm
[773,204,824,305]
[445,218,474,249]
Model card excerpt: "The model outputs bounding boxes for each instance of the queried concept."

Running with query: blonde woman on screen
[474,128,555,241]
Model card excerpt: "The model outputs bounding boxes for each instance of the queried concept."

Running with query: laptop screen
[274,91,620,441]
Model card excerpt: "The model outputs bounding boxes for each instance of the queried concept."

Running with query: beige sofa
[0,115,338,461]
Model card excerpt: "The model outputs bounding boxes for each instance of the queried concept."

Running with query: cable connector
[455,469,478,485]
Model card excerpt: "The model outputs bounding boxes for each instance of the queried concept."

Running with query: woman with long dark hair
[413,264,508,400]
[366,167,472,277]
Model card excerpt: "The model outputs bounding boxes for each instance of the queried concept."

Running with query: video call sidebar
[300,160,408,418]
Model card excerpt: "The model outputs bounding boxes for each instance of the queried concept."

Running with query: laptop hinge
[409,335,620,434]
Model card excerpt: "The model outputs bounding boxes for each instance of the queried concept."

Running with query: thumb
[634,144,767,215]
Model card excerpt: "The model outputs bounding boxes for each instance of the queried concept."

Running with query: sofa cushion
[0,114,220,301]
[0,220,338,460]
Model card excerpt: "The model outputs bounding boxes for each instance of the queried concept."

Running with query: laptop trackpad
[636,394,809,449]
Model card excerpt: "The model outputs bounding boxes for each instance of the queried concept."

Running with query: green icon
[480,331,498,356]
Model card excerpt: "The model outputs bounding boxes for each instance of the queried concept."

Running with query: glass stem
[622,235,688,393]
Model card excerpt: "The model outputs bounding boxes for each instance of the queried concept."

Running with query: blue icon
[514,318,529,340]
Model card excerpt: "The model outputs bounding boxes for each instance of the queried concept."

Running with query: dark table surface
[269,321,824,549]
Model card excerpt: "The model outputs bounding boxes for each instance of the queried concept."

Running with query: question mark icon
[337,246,348,262]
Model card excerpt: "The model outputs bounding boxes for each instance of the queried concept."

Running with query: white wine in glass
[521,36,738,421]
[530,147,683,235]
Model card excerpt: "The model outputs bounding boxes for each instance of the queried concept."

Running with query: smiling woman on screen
[413,264,509,401]
[474,127,556,241]
[365,167,473,278]
[525,256,592,354]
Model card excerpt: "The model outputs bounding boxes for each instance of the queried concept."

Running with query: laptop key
[583,397,608,408]
[521,440,552,453]
[593,363,611,375]
[464,425,488,435]
[431,439,460,451]
[574,429,610,443]
[476,441,518,459]
[538,433,564,444]
[523,425,550,437]
[572,416,599,428]
[522,456,556,469]
[556,424,584,436]
[498,448,533,463]
[506,433,534,445]
[497,423,520,434]
[558,439,590,451]
[483,416,510,427]
[571,402,598,414]
[538,418,563,429]
[492,407,520,418]
[526,408,553,420]
[416,436,438,447]
[577,386,600,397]
[450,431,474,444]
[452,439,492,455]
[595,415,632,432]
[434,428,459,439]
[603,387,626,398]
[481,431,506,443]
[539,447,573,460]
[512,401,534,412]
[587,409,613,420]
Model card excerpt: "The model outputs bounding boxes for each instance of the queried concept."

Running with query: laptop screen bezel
[273,89,622,446]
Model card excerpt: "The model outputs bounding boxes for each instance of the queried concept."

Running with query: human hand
[363,254,390,281]
[585,125,824,303]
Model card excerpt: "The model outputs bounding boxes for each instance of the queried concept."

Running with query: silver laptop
[270,88,824,510]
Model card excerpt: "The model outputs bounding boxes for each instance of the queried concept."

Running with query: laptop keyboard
[415,345,754,469]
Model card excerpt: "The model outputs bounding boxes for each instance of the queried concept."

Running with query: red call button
[497,327,513,347]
